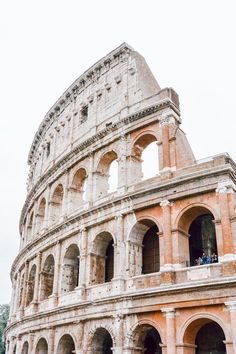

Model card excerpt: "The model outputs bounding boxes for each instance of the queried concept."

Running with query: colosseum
[5,43,236,354]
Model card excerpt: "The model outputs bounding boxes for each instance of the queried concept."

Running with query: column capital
[161,307,175,317]
[160,110,178,125]
[160,199,173,208]
[225,301,236,311]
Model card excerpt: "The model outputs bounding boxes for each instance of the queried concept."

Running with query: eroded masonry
[5,43,236,354]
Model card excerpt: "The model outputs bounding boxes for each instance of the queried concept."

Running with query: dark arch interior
[143,327,162,354]
[57,334,75,354]
[92,328,113,354]
[195,322,226,354]
[142,225,160,274]
[189,214,218,266]
[105,240,114,282]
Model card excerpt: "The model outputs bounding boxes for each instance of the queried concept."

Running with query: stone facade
[5,43,236,353]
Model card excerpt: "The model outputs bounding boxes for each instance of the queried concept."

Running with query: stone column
[87,153,94,204]
[225,301,236,353]
[32,252,42,309]
[15,336,22,354]
[13,272,20,317]
[28,333,35,353]
[160,200,173,269]
[216,182,234,257]
[52,241,62,304]
[161,307,176,354]
[117,135,127,193]
[78,228,87,299]
[160,117,171,170]
[62,171,70,219]
[48,327,55,354]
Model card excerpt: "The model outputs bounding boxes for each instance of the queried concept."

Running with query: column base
[160,270,176,285]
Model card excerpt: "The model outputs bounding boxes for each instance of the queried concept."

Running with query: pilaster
[161,307,176,354]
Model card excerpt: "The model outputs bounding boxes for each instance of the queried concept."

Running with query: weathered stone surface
[5,43,236,354]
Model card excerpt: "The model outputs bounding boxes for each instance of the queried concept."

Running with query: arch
[50,184,64,222]
[180,315,228,354]
[90,232,114,284]
[130,320,163,354]
[128,218,160,276]
[95,150,118,198]
[56,334,75,354]
[69,168,87,210]
[177,204,218,266]
[35,337,48,354]
[131,132,159,183]
[90,327,114,354]
[26,264,36,306]
[61,244,80,293]
[21,341,29,354]
[27,210,34,240]
[36,198,46,231]
[40,255,55,300]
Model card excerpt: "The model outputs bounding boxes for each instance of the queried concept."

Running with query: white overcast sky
[0,0,236,304]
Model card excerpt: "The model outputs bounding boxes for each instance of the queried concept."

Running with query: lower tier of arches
[6,303,236,354]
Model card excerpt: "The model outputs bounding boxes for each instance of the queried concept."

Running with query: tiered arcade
[5,43,236,354]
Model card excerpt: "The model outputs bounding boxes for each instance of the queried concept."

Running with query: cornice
[28,43,134,165]
[20,98,178,229]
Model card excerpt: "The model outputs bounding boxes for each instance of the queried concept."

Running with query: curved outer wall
[5,43,236,354]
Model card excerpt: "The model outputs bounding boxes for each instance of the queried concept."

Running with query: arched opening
[40,255,55,300]
[129,219,160,276]
[131,134,159,183]
[13,345,16,354]
[50,184,64,222]
[27,211,34,240]
[95,151,118,198]
[69,168,87,211]
[133,324,162,354]
[35,338,48,354]
[183,318,226,354]
[178,206,218,267]
[36,198,46,231]
[188,213,218,266]
[26,264,36,306]
[21,341,29,354]
[142,225,160,274]
[61,244,80,293]
[90,232,114,284]
[91,328,113,354]
[195,322,226,354]
[56,334,75,354]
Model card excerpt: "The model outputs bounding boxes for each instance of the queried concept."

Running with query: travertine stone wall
[5,43,236,354]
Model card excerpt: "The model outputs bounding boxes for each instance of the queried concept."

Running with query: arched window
[195,322,226,353]
[183,318,226,354]
[91,328,113,354]
[69,168,87,211]
[129,219,160,276]
[36,198,46,231]
[21,341,29,354]
[189,213,218,266]
[131,134,159,183]
[61,244,80,293]
[95,151,118,198]
[40,255,55,300]
[133,324,162,354]
[50,184,64,222]
[91,232,114,284]
[26,264,36,306]
[27,211,34,241]
[142,225,160,274]
[56,334,75,354]
[35,338,48,354]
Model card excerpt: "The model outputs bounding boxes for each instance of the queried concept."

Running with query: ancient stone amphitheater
[5,43,236,354]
